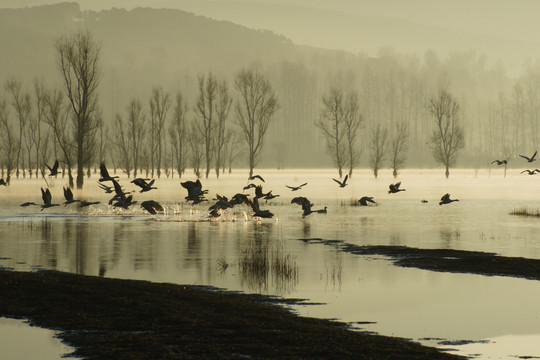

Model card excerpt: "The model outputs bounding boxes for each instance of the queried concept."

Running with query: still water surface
[1,168,540,359]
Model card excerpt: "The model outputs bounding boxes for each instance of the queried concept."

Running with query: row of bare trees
[317,85,464,178]
[1,29,281,186]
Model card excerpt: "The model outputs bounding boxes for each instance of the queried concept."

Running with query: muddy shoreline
[0,269,463,359]
[300,239,540,281]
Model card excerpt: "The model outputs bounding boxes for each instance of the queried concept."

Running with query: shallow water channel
[1,168,540,359]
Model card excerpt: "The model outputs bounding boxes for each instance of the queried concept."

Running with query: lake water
[1,168,540,359]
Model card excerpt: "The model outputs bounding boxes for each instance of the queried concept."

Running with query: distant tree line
[4,28,540,184]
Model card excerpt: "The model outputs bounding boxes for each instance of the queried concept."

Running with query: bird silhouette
[263,191,280,201]
[63,187,80,206]
[20,201,37,207]
[316,206,328,214]
[229,193,251,207]
[79,200,100,208]
[291,196,316,217]
[521,169,540,175]
[332,174,348,188]
[99,162,119,182]
[439,193,459,205]
[46,160,59,177]
[97,182,114,193]
[491,159,507,165]
[40,188,59,210]
[286,183,308,191]
[254,185,271,199]
[131,178,157,193]
[249,174,265,182]
[519,151,537,163]
[181,179,208,203]
[0,178,7,186]
[358,196,377,206]
[388,182,406,194]
[249,197,274,218]
[421,199,428,203]
[140,200,164,214]
[243,183,257,191]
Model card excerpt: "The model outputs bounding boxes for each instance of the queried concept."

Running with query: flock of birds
[1,150,539,219]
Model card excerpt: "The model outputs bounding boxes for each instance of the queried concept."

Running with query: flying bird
[439,193,459,205]
[491,159,507,165]
[40,187,59,210]
[79,200,100,208]
[521,169,540,175]
[332,174,348,188]
[131,178,157,193]
[358,196,377,206]
[248,174,265,182]
[291,196,316,217]
[99,162,119,182]
[20,201,37,207]
[286,183,308,191]
[97,182,114,194]
[519,151,537,163]
[140,200,164,214]
[181,179,208,203]
[63,187,80,206]
[249,197,274,218]
[388,182,406,194]
[243,183,257,191]
[46,160,59,177]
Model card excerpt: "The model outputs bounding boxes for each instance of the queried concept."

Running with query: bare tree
[369,123,388,178]
[214,80,232,178]
[390,122,409,178]
[234,68,279,177]
[317,87,346,177]
[56,29,102,188]
[188,122,204,178]
[5,78,31,178]
[169,92,189,178]
[31,78,50,178]
[149,86,170,178]
[111,113,132,177]
[0,98,18,184]
[428,89,465,178]
[225,132,243,174]
[194,72,218,178]
[43,88,75,187]
[343,92,363,177]
[127,99,147,177]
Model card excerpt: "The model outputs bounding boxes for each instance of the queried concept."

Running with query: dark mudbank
[0,269,463,359]
[301,238,540,281]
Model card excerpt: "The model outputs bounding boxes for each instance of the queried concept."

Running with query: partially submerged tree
[0,98,18,184]
[368,123,388,178]
[317,88,346,178]
[428,89,465,178]
[213,80,233,178]
[234,68,279,178]
[149,86,170,178]
[111,113,132,177]
[43,88,75,187]
[390,122,409,178]
[343,92,363,177]
[169,92,189,178]
[5,78,31,178]
[194,72,218,178]
[127,99,147,177]
[56,29,102,188]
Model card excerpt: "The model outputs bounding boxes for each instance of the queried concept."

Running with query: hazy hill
[0,2,330,93]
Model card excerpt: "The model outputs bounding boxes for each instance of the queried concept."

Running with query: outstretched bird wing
[519,154,531,161]
[533,150,538,160]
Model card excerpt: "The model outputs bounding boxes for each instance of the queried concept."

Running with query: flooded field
[1,168,540,359]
